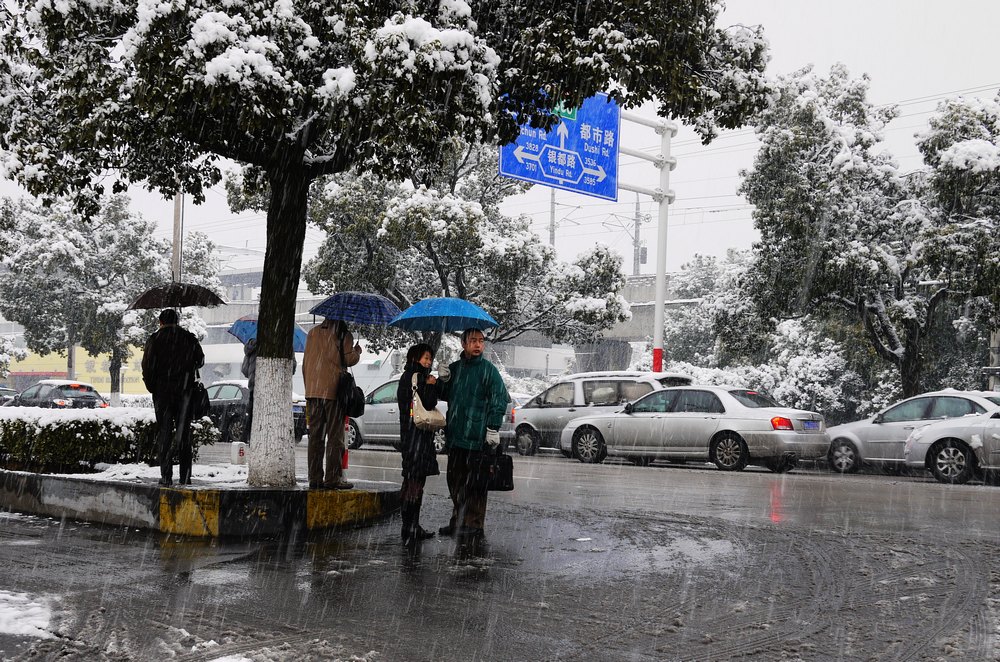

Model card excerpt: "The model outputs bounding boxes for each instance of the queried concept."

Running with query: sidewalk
[0,456,401,539]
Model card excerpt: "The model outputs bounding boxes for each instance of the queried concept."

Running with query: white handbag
[412,374,446,431]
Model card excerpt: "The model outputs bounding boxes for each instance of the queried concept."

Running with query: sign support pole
[619,112,677,372]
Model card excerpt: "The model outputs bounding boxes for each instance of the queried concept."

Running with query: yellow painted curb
[159,489,220,537]
[306,489,382,529]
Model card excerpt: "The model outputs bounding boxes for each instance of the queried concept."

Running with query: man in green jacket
[437,328,509,539]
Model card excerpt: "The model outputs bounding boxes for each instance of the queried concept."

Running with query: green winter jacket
[438,353,509,451]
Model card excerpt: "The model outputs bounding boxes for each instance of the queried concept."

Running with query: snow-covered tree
[0,196,217,400]
[739,64,954,397]
[297,144,630,345]
[0,336,27,380]
[0,0,770,485]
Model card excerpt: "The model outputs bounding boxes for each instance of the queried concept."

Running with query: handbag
[483,448,514,491]
[411,374,446,431]
[337,370,365,419]
[336,332,365,418]
[190,381,211,420]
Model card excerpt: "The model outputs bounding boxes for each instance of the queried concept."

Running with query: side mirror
[624,402,634,414]
[873,413,884,424]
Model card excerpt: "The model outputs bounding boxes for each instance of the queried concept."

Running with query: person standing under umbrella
[303,319,362,489]
[396,343,441,545]
[141,309,205,486]
[437,328,509,539]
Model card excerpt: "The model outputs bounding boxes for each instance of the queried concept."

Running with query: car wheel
[710,433,749,471]
[827,439,860,473]
[224,416,247,445]
[929,439,976,484]
[515,426,540,456]
[573,427,606,464]
[347,420,363,450]
[433,429,447,455]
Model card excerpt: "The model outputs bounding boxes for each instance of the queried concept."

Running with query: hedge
[0,407,220,473]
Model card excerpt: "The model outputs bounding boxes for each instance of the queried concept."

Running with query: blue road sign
[499,93,620,201]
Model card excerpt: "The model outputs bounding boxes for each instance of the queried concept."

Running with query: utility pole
[603,197,648,276]
[632,194,643,276]
[171,192,184,282]
[549,188,556,246]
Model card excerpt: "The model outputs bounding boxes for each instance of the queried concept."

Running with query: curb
[0,470,401,538]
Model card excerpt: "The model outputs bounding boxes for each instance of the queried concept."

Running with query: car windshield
[658,376,691,387]
[55,384,99,397]
[729,389,781,408]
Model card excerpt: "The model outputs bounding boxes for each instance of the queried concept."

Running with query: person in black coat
[141,309,205,486]
[396,343,442,544]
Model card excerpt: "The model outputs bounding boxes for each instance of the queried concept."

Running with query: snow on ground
[47,461,250,488]
[0,591,54,639]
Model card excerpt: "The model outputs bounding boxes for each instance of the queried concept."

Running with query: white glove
[437,363,451,381]
[486,429,500,448]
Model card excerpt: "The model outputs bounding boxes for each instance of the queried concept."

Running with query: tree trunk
[899,344,922,399]
[990,328,1000,391]
[108,344,122,407]
[247,168,310,487]
[66,331,75,379]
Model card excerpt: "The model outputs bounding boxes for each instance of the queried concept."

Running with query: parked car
[348,377,517,453]
[512,371,693,456]
[559,386,828,472]
[825,390,1000,473]
[206,380,307,444]
[9,380,109,408]
[0,387,17,406]
[903,411,1000,484]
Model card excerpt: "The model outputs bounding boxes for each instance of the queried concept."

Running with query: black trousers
[446,448,489,530]
[153,391,193,483]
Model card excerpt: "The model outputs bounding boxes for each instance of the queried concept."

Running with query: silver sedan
[826,391,1000,473]
[903,411,1000,484]
[559,386,828,472]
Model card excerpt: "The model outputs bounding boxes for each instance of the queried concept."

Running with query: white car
[559,385,829,472]
[513,371,693,456]
[348,377,517,454]
[904,411,1000,484]
[826,390,1000,473]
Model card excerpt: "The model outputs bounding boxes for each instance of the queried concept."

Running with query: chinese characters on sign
[499,93,621,201]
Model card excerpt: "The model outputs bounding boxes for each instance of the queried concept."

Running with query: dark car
[10,380,109,408]
[206,380,307,443]
[0,387,17,406]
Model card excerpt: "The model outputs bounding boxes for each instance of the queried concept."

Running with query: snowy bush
[0,408,219,472]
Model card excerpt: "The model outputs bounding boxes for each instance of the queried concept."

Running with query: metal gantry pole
[619,112,677,372]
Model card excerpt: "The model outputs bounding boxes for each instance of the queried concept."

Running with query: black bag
[483,449,514,491]
[337,371,365,419]
[190,381,211,420]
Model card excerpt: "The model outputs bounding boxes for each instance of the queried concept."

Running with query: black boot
[413,495,435,540]
[401,501,416,545]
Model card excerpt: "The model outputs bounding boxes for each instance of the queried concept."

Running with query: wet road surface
[2,446,999,660]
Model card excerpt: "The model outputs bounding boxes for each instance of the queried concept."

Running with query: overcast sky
[3,0,1000,278]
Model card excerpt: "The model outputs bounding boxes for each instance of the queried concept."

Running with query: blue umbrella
[389,297,498,333]
[309,291,402,325]
[227,315,308,353]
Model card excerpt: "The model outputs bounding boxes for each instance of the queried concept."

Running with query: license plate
[803,420,819,430]
[293,406,304,414]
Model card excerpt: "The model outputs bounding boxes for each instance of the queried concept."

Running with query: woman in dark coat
[396,343,442,544]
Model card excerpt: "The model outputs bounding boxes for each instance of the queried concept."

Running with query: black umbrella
[128,282,226,310]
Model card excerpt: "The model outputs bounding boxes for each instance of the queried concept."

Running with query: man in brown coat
[303,319,362,489]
